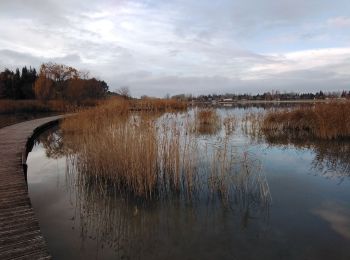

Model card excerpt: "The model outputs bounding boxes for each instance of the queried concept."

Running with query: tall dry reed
[241,111,265,143]
[61,100,270,206]
[262,102,350,139]
[193,108,222,135]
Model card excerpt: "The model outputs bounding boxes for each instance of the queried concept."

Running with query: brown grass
[0,97,186,115]
[223,114,237,136]
[131,98,188,112]
[241,111,264,141]
[194,108,221,135]
[0,100,51,113]
[0,99,98,114]
[61,98,190,199]
[262,102,350,140]
[61,101,270,206]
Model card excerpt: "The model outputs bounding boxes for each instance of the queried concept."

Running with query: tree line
[173,90,350,102]
[0,63,109,103]
[0,67,37,99]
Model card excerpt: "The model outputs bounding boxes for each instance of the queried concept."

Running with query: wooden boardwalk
[0,116,63,260]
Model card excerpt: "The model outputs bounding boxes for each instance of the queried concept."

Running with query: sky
[0,0,350,97]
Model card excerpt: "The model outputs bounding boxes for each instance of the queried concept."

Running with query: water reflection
[312,201,350,240]
[262,134,350,179]
[28,107,350,259]
[240,110,350,179]
[36,127,65,159]
[36,125,271,259]
[61,111,271,207]
[200,102,314,110]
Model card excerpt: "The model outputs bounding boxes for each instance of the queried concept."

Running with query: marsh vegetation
[27,100,350,259]
[61,100,270,208]
[261,101,350,140]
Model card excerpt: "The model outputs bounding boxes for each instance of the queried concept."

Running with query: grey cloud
[1,48,348,98]
[166,0,349,39]
[0,49,42,69]
[0,0,349,97]
[113,62,350,97]
[0,49,82,70]
[55,54,82,64]
[0,1,71,26]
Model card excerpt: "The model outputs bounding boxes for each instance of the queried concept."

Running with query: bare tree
[117,86,131,99]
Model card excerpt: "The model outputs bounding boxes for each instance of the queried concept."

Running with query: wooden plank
[0,116,63,259]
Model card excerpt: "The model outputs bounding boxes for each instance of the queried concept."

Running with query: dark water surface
[27,107,350,260]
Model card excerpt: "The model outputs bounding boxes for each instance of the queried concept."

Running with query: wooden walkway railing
[0,116,63,260]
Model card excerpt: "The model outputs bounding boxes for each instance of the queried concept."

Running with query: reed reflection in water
[28,106,350,260]
[60,110,271,206]
[241,110,350,179]
[33,110,271,259]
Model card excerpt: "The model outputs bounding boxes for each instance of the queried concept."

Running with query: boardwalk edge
[21,119,62,184]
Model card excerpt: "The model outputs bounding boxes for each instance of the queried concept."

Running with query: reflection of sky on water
[313,201,350,240]
[27,108,350,260]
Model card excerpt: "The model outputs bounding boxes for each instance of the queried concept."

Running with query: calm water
[27,107,350,260]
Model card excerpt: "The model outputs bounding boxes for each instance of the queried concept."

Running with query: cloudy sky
[0,0,350,97]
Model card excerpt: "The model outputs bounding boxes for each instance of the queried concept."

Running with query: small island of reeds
[61,98,271,208]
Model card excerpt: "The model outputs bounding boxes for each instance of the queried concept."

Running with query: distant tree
[66,78,109,103]
[98,80,109,95]
[341,90,347,98]
[65,78,84,103]
[38,62,78,99]
[79,70,90,80]
[33,63,108,102]
[0,69,14,98]
[12,68,22,99]
[34,70,55,100]
[117,86,131,99]
[315,91,325,99]
[20,66,37,99]
[171,94,187,101]
[263,92,273,101]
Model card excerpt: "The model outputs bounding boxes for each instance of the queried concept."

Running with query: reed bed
[262,102,350,140]
[0,99,96,114]
[61,102,270,206]
[223,114,237,136]
[131,98,188,112]
[241,111,265,141]
[193,108,222,135]
[239,102,350,179]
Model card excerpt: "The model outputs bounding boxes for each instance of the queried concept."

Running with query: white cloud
[248,48,350,78]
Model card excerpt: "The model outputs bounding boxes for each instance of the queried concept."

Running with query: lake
[27,106,350,260]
